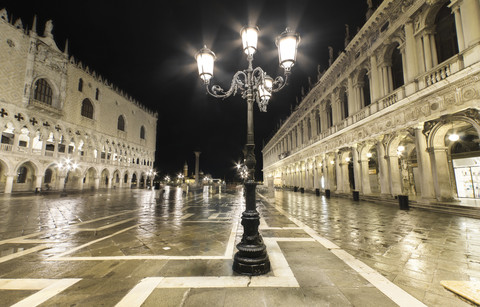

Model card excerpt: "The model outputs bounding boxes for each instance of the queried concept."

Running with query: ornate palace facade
[263,0,480,204]
[0,9,157,193]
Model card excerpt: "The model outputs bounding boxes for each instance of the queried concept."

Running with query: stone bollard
[398,195,409,210]
[325,189,331,198]
[352,190,359,201]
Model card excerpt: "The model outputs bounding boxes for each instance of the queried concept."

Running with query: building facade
[263,0,480,203]
[0,9,158,193]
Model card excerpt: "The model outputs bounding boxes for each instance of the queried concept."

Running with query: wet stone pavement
[0,187,475,306]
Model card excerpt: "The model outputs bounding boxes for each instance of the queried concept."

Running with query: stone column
[35,175,43,191]
[321,158,327,190]
[94,176,100,190]
[423,33,433,70]
[347,76,357,114]
[360,159,371,195]
[460,0,480,47]
[12,133,19,152]
[335,152,342,193]
[404,21,419,82]
[370,55,381,101]
[41,136,47,157]
[127,175,132,188]
[4,175,14,194]
[341,161,350,192]
[352,147,361,192]
[58,176,66,191]
[108,176,113,189]
[428,147,455,201]
[414,127,435,199]
[451,5,465,51]
[376,142,391,195]
[194,151,201,186]
[386,155,402,196]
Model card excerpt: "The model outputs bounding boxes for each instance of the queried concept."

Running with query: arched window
[17,166,27,183]
[140,126,145,139]
[300,124,304,144]
[326,102,333,128]
[340,88,349,119]
[315,110,321,134]
[95,88,100,100]
[435,4,459,63]
[362,73,371,107]
[117,115,125,131]
[81,99,94,119]
[33,79,53,105]
[44,169,53,183]
[307,118,312,140]
[391,44,404,90]
[78,78,83,92]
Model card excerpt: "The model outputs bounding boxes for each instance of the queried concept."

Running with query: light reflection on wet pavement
[0,188,476,306]
[266,190,480,306]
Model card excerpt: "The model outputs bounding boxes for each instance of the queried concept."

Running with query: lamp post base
[233,181,270,275]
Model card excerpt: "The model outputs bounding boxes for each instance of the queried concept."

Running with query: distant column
[194,151,201,186]
[4,175,14,194]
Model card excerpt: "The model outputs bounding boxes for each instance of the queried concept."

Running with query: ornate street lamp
[58,157,78,197]
[196,26,300,275]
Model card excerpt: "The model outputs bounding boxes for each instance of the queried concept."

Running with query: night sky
[1,0,375,181]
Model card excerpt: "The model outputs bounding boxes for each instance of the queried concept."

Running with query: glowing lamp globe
[276,28,300,71]
[240,26,259,56]
[195,46,216,84]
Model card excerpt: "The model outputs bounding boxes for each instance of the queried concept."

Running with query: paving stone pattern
[0,188,475,306]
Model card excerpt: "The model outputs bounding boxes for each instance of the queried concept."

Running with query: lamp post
[58,157,78,197]
[196,26,300,275]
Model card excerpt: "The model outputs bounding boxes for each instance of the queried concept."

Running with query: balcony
[0,144,12,151]
[28,99,64,117]
[418,54,463,89]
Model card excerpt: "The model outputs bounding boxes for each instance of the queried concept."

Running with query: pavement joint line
[75,217,137,232]
[51,225,138,259]
[8,278,82,307]
[0,245,49,264]
[257,193,427,307]
[0,210,137,246]
[180,213,195,220]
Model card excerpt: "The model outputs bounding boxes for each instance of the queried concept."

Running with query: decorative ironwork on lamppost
[196,26,300,275]
[58,157,78,197]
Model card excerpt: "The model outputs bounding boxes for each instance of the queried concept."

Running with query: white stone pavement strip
[0,278,81,307]
[116,237,302,307]
[258,193,427,307]
[75,217,137,231]
[0,245,49,264]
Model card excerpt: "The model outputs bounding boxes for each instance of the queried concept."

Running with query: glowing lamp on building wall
[330,161,335,165]
[366,153,372,158]
[397,145,405,152]
[345,157,351,162]
[195,46,216,84]
[449,133,460,142]
[276,28,300,71]
[241,26,259,56]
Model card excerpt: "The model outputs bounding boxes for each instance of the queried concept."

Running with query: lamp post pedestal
[233,180,270,275]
